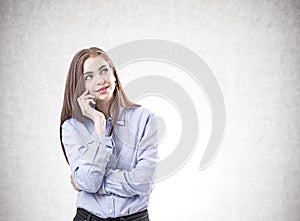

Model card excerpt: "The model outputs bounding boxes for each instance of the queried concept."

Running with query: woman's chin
[95,93,113,102]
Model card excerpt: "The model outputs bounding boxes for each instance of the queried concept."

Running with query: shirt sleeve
[100,112,158,197]
[61,119,114,193]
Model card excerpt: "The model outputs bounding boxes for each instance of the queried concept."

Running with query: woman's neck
[96,98,113,119]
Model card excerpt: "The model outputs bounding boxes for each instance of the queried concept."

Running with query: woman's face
[83,55,116,102]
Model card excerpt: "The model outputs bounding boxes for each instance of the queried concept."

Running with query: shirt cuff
[91,132,114,148]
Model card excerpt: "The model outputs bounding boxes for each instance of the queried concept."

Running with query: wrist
[94,126,105,135]
[93,118,105,135]
[92,112,105,122]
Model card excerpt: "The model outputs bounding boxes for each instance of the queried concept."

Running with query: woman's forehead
[83,55,109,72]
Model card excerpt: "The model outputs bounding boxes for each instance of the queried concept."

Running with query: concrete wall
[0,0,299,220]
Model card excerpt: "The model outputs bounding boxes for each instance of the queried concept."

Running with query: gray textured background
[0,0,299,220]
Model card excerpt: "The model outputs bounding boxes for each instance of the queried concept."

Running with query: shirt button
[109,209,113,213]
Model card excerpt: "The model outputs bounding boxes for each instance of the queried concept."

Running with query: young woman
[60,47,158,221]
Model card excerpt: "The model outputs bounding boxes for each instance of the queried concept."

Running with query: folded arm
[62,120,114,193]
[100,113,158,197]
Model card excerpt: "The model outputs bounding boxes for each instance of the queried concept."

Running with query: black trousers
[73,208,150,221]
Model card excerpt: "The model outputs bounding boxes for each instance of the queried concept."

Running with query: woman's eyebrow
[83,65,107,75]
[98,65,107,71]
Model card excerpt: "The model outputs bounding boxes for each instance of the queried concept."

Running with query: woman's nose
[96,73,105,84]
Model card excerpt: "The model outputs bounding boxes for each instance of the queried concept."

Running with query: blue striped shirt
[61,106,158,218]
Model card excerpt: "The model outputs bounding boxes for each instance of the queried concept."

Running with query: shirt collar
[86,107,128,126]
[113,107,126,126]
[84,107,126,127]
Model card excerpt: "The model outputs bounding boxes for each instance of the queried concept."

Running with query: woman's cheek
[85,82,93,93]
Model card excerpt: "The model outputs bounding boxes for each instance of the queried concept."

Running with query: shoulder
[61,118,76,128]
[61,117,89,131]
[122,106,157,131]
[125,106,156,120]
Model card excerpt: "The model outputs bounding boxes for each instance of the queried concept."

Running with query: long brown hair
[60,47,140,164]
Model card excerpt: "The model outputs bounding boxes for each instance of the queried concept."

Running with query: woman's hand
[77,90,106,135]
[70,175,80,191]
[77,90,97,120]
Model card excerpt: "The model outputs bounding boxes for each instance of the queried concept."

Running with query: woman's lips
[97,86,109,94]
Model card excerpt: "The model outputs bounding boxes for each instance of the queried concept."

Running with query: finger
[85,98,96,103]
[78,94,95,103]
[77,90,88,100]
[82,89,89,96]
[83,94,96,99]
[70,176,78,189]
[88,99,96,105]
[71,181,79,191]
[80,90,89,97]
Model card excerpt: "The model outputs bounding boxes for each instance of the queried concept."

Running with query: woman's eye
[101,68,109,75]
[84,75,93,80]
